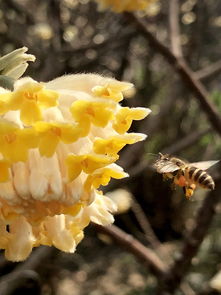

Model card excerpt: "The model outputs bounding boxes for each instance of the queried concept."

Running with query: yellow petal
[76,120,90,137]
[62,203,82,216]
[70,100,114,127]
[0,160,10,182]
[37,89,59,108]
[34,121,52,133]
[20,100,42,125]
[18,81,43,93]
[84,165,128,191]
[0,93,11,114]
[92,81,133,102]
[66,154,84,181]
[113,107,151,134]
[38,132,60,157]
[93,134,146,155]
[8,142,29,162]
[81,154,119,174]
[18,128,39,149]
[59,123,83,143]
[8,91,24,110]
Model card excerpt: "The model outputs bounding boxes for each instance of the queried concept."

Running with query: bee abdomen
[199,174,215,190]
[187,167,215,190]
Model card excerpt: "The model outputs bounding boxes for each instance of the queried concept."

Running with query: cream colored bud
[5,63,28,80]
[106,189,133,214]
[0,47,35,79]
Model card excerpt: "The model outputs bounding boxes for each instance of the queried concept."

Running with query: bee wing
[190,160,219,170]
[154,161,180,173]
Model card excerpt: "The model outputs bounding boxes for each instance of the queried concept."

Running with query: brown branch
[169,0,183,58]
[0,247,54,294]
[48,0,63,51]
[0,269,40,295]
[130,199,196,295]
[94,224,169,277]
[158,181,221,294]
[131,197,161,248]
[124,13,221,136]
[195,60,221,82]
[162,127,211,155]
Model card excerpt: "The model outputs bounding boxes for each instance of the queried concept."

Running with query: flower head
[0,67,150,261]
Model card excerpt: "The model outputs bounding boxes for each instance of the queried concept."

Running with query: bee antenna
[146,153,158,158]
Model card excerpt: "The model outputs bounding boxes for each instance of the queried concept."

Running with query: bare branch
[169,0,183,58]
[162,127,211,155]
[158,181,221,294]
[94,224,169,277]
[131,197,161,248]
[195,60,221,82]
[0,269,40,295]
[124,13,221,136]
[0,247,55,294]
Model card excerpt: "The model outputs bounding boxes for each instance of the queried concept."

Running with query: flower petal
[20,100,42,125]
[5,217,35,262]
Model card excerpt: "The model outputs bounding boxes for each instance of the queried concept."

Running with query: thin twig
[158,181,221,294]
[162,127,211,155]
[131,199,196,295]
[0,247,55,295]
[0,247,52,294]
[195,60,221,82]
[169,0,183,58]
[94,224,169,277]
[0,269,41,295]
[124,13,221,136]
[131,197,161,248]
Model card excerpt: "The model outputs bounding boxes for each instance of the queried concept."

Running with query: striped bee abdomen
[186,166,215,190]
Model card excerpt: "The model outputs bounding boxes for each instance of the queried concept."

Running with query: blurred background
[0,0,221,294]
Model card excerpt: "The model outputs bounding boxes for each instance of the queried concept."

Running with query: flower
[0,47,35,91]
[0,69,150,261]
[7,81,59,125]
[0,47,35,80]
[106,188,133,214]
[94,0,157,13]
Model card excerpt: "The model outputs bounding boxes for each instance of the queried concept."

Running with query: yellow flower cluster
[94,0,156,13]
[0,73,150,261]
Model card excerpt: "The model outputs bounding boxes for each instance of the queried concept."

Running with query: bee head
[158,153,170,161]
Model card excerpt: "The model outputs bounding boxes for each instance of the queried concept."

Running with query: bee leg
[184,184,195,199]
[162,174,168,181]
[170,182,176,191]
[163,173,173,180]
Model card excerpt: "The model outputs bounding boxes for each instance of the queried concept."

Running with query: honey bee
[154,153,219,199]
